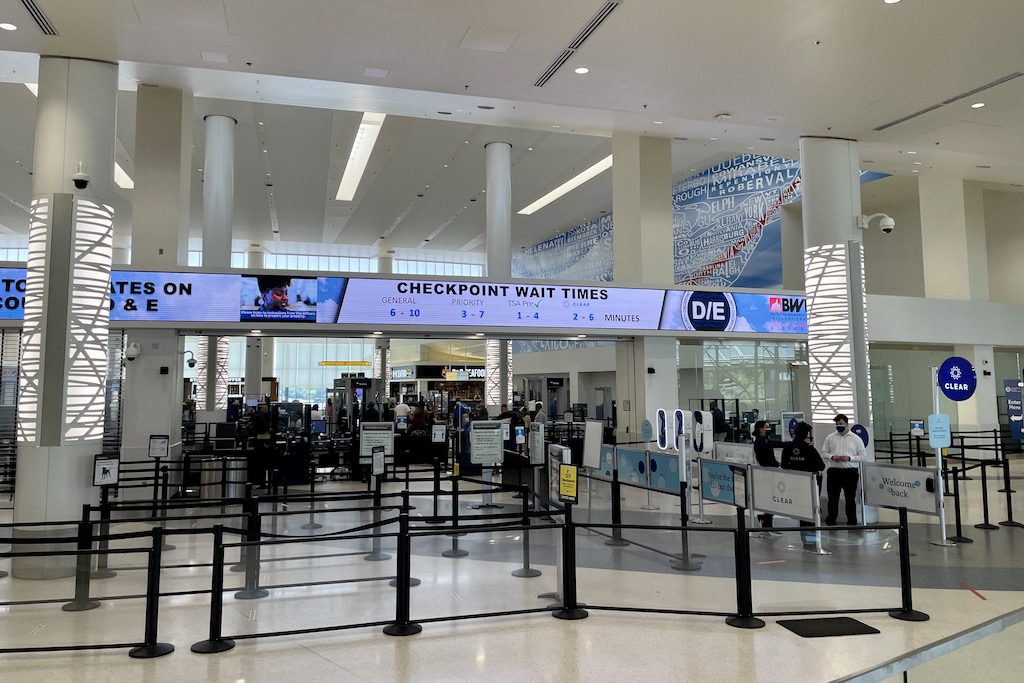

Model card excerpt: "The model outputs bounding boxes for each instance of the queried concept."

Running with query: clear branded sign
[862,462,939,515]
[699,458,747,507]
[750,466,817,522]
[1003,380,1023,440]
[938,356,977,402]
[0,268,807,335]
[851,423,870,448]
[928,414,951,449]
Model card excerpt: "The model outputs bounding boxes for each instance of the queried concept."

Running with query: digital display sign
[0,268,806,335]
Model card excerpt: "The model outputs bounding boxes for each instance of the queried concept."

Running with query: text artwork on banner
[1003,380,1023,440]
[360,422,395,457]
[93,455,119,487]
[529,423,545,465]
[558,463,579,504]
[470,421,504,465]
[928,414,951,450]
[700,458,745,507]
[938,356,977,402]
[862,462,939,515]
[750,466,817,522]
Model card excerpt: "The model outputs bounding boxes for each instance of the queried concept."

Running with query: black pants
[825,468,859,525]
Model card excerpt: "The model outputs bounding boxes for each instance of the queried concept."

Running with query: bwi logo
[769,296,805,313]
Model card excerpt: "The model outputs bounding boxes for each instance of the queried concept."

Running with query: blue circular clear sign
[938,356,977,402]
[851,423,870,448]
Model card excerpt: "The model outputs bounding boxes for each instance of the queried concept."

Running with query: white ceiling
[0,0,1020,252]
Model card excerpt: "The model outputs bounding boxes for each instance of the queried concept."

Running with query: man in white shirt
[821,413,867,525]
[394,400,411,431]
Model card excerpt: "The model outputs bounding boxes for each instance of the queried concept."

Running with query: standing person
[781,421,826,549]
[394,398,410,431]
[821,414,866,526]
[752,420,779,530]
[710,400,728,441]
[533,401,547,425]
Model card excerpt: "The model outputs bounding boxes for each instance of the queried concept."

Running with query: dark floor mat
[777,617,880,638]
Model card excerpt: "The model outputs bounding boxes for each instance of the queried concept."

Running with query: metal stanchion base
[90,568,117,579]
[191,638,236,654]
[691,517,713,525]
[229,563,245,572]
[669,558,702,571]
[442,547,468,558]
[947,535,974,543]
[997,488,1016,494]
[804,546,833,556]
[61,599,101,612]
[640,504,660,511]
[383,622,422,637]
[888,608,930,622]
[364,551,392,561]
[725,615,766,629]
[512,567,542,578]
[974,522,999,530]
[929,539,957,547]
[162,543,176,552]
[471,503,503,510]
[422,517,446,525]
[604,536,630,547]
[129,643,175,659]
[552,607,589,620]
[300,521,324,530]
[998,520,1024,528]
[389,577,421,587]
[234,588,269,600]
[538,591,558,599]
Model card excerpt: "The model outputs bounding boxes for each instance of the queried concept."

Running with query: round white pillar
[485,141,512,280]
[202,114,236,269]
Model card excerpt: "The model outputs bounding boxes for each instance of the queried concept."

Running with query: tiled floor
[1,461,1023,682]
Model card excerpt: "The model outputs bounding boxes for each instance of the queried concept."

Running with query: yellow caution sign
[559,463,578,504]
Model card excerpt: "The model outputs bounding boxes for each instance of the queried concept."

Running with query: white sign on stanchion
[750,466,818,522]
[862,462,940,515]
[529,423,545,465]
[470,421,503,465]
[360,422,395,459]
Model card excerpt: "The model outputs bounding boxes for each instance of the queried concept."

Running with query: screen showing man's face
[261,284,289,310]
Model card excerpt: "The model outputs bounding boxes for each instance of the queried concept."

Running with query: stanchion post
[512,484,541,578]
[128,527,175,658]
[443,475,468,558]
[725,511,765,629]
[947,467,973,543]
[151,457,161,518]
[889,507,930,622]
[92,486,116,579]
[670,481,701,571]
[365,472,391,561]
[62,506,101,612]
[234,497,268,599]
[158,466,176,551]
[190,525,236,654]
[604,468,629,547]
[301,458,323,530]
[998,453,1024,528]
[552,502,588,620]
[220,456,228,501]
[426,457,443,524]
[383,491,422,636]
[975,461,999,530]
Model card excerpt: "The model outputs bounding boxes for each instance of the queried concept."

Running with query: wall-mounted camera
[124,342,141,362]
[858,213,895,235]
[183,350,197,369]
[71,161,90,190]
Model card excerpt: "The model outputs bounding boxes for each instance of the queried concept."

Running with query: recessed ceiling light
[971,102,986,109]
[976,165,991,169]
[746,146,755,150]
[464,140,469,144]
[709,137,718,141]
[527,147,533,151]
[518,155,613,216]
[912,170,919,173]
[652,121,663,125]
[372,331,383,335]
[913,161,922,165]
[906,150,917,155]
[576,334,587,338]
[477,105,495,110]
[250,329,262,334]
[0,23,17,31]
[883,0,902,4]
[574,67,589,74]
[437,111,453,115]
[551,125,561,129]
[443,164,448,168]
[258,121,264,126]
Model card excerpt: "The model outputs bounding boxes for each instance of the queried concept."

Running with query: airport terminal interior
[1,1,1024,681]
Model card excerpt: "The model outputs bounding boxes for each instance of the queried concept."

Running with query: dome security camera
[879,216,895,234]
[187,358,197,369]
[124,342,141,362]
[71,161,90,190]
[858,213,895,235]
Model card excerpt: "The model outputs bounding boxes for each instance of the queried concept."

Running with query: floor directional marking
[959,581,987,600]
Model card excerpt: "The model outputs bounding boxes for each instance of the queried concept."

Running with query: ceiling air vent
[534,0,621,87]
[20,0,57,36]
[874,72,1022,131]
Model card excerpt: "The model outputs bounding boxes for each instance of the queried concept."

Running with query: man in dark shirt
[781,421,826,549]
[752,420,779,530]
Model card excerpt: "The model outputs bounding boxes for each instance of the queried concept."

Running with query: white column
[245,337,263,402]
[246,243,264,270]
[202,114,236,269]
[15,57,118,536]
[799,136,872,440]
[485,141,513,409]
[120,331,185,461]
[131,85,193,268]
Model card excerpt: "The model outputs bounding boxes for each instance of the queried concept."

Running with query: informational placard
[92,455,119,487]
[563,411,574,424]
[529,423,545,465]
[148,434,169,459]
[781,411,804,439]
[750,466,817,522]
[928,414,951,449]
[582,419,603,470]
[862,462,940,515]
[371,446,386,476]
[714,442,754,465]
[431,424,446,443]
[470,421,503,465]
[395,415,408,432]
[501,421,511,441]
[1002,380,1023,440]
[909,419,925,437]
[558,463,578,503]
[514,425,526,445]
[360,422,395,457]
[700,458,746,507]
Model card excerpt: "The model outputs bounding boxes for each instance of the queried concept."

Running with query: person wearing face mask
[821,413,866,526]
[752,420,780,532]
[781,421,825,549]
